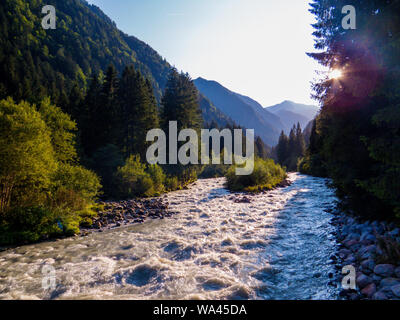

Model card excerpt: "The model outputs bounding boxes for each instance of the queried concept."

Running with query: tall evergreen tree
[80,73,102,156]
[161,68,202,180]
[277,131,289,166]
[99,64,120,147]
[118,65,159,159]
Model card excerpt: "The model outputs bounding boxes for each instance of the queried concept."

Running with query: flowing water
[0,173,340,300]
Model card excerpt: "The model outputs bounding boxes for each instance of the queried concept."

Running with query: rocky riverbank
[81,198,176,235]
[332,214,400,300]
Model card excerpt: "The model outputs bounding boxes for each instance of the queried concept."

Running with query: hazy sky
[86,0,321,106]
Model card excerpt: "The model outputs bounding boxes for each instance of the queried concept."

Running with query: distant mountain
[194,78,282,146]
[233,92,285,133]
[265,100,319,133]
[199,93,235,128]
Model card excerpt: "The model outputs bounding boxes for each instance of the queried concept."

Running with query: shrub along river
[0,173,341,300]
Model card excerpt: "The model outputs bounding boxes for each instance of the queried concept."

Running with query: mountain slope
[0,0,172,102]
[266,100,319,132]
[233,92,285,133]
[0,0,231,128]
[194,78,281,146]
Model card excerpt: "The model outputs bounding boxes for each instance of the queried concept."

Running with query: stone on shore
[392,284,400,298]
[395,267,400,279]
[379,277,400,288]
[361,283,376,298]
[374,264,395,277]
[356,274,373,289]
[361,259,375,274]
[372,291,388,300]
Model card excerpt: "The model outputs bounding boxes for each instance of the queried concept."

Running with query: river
[0,173,340,300]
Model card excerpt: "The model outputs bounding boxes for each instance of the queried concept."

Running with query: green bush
[116,155,167,198]
[225,158,286,192]
[50,163,102,232]
[147,164,166,195]
[0,206,63,245]
[164,176,179,191]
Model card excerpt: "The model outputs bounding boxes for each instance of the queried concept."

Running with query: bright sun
[329,69,343,80]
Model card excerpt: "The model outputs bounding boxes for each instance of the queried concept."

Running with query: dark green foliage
[306,0,400,219]
[0,0,171,105]
[161,68,203,183]
[88,144,124,198]
[0,206,62,245]
[274,123,306,171]
[118,66,159,159]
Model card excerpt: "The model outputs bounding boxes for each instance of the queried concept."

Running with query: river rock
[361,283,376,298]
[361,259,375,273]
[356,274,373,289]
[374,264,395,277]
[392,284,400,298]
[372,274,382,283]
[394,267,400,278]
[379,277,400,288]
[344,255,356,264]
[346,233,360,241]
[344,239,358,248]
[339,248,351,259]
[373,291,388,300]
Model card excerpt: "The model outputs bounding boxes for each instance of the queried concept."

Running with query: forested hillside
[301,0,400,220]
[0,0,171,104]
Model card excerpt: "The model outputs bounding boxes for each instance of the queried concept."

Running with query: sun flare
[329,69,343,80]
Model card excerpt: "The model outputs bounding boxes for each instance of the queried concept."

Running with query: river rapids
[0,173,340,300]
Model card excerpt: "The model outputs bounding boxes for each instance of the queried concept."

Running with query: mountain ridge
[194,77,282,146]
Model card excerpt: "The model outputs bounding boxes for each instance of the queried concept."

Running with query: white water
[0,173,340,300]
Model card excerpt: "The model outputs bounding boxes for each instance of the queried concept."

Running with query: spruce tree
[161,68,202,181]
[118,65,159,159]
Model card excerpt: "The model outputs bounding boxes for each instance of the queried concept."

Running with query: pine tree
[295,123,306,158]
[99,64,119,147]
[80,73,102,156]
[161,68,202,180]
[277,131,289,166]
[118,65,159,159]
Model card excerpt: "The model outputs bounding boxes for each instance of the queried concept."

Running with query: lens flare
[329,69,342,80]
